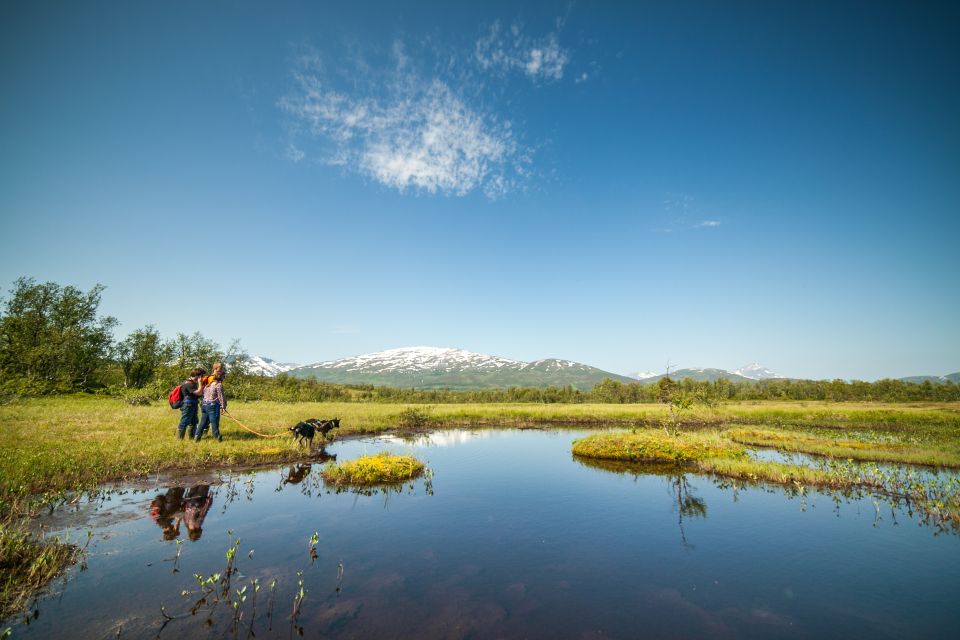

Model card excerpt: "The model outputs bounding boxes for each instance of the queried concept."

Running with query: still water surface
[13,429,960,639]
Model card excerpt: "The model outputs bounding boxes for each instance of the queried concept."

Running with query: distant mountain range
[261,346,634,390]
[290,347,638,390]
[898,373,960,385]
[241,347,958,389]
[631,362,785,384]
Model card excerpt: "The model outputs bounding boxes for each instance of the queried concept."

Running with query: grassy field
[1,396,958,506]
[725,427,960,467]
[1,395,958,623]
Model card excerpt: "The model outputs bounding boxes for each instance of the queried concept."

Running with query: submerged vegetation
[320,453,425,486]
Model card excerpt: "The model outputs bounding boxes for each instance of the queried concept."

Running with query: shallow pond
[10,429,960,639]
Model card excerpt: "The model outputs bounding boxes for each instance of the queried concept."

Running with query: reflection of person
[176,368,207,440]
[195,370,227,442]
[182,484,214,541]
[150,487,186,541]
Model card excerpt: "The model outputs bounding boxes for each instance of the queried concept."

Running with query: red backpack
[168,384,184,409]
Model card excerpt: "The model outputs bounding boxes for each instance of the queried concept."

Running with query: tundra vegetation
[572,427,960,531]
[1,277,959,621]
[320,453,426,486]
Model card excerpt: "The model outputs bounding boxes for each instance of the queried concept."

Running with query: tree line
[1,277,958,404]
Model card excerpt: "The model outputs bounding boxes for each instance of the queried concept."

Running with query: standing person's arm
[217,383,227,412]
[184,379,202,397]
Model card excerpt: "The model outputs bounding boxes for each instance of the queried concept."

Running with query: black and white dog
[289,417,341,448]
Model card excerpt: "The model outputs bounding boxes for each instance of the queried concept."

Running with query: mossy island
[320,452,426,486]
[572,430,746,464]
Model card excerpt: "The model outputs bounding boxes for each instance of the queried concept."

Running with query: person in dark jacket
[176,367,206,440]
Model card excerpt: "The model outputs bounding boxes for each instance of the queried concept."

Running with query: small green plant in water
[321,453,426,486]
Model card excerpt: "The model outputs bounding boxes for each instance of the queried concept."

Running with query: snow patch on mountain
[630,371,658,380]
[245,355,300,377]
[733,363,782,380]
[304,346,522,373]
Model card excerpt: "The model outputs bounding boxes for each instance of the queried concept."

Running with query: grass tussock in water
[724,427,960,468]
[572,430,746,464]
[0,523,78,622]
[320,453,425,486]
[696,457,883,489]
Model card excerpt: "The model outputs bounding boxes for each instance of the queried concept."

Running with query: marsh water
[11,429,960,639]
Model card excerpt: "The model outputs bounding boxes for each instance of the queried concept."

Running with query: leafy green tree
[0,277,117,392]
[116,325,171,388]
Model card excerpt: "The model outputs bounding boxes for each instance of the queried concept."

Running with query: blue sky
[1,0,958,380]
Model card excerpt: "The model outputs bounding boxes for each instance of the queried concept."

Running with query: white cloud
[695,220,721,228]
[280,57,525,197]
[475,21,569,82]
[286,144,305,163]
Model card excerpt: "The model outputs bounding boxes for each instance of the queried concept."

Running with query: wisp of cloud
[280,47,528,198]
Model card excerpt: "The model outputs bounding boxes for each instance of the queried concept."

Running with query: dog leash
[222,412,282,438]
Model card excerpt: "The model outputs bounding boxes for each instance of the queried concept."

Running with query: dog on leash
[289,417,341,448]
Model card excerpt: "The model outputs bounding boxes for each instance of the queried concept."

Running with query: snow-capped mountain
[629,365,781,383]
[288,346,635,390]
[303,346,520,373]
[733,363,782,380]
[244,355,300,377]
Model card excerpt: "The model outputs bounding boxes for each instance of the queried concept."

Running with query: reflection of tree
[671,475,707,548]
[573,456,709,546]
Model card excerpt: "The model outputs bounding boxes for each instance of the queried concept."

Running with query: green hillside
[288,361,636,390]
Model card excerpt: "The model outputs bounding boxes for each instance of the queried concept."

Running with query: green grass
[724,427,960,467]
[570,425,960,531]
[570,429,881,488]
[0,395,958,619]
[572,430,746,463]
[696,457,883,489]
[0,524,78,622]
[0,397,957,509]
[320,453,425,486]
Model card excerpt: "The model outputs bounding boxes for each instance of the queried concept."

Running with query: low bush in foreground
[320,453,425,486]
[572,430,746,464]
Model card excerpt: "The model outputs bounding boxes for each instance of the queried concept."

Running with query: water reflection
[13,430,960,640]
[280,463,313,488]
[149,484,215,542]
[574,457,708,546]
[150,487,185,541]
[578,452,960,536]
[378,429,495,447]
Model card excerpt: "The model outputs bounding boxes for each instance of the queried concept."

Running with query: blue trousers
[177,401,199,439]
[196,402,222,441]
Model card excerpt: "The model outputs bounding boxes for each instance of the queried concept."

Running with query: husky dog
[289,418,341,447]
